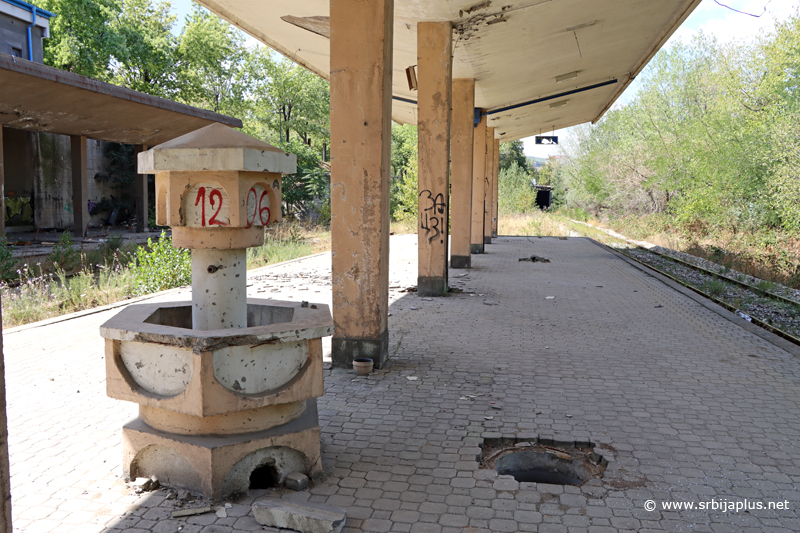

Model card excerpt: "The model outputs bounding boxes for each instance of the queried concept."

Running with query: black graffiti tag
[419,189,446,243]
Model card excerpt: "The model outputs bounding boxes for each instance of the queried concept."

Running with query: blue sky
[167,0,797,157]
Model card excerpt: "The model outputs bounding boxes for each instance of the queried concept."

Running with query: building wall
[3,129,125,231]
[0,11,45,62]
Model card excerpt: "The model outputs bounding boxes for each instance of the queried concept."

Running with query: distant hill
[527,156,547,169]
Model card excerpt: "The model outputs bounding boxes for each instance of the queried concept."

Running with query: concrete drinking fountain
[99,124,333,500]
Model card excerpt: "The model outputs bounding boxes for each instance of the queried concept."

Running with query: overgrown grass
[603,214,800,290]
[499,212,570,237]
[247,222,330,269]
[2,222,332,330]
[2,261,136,329]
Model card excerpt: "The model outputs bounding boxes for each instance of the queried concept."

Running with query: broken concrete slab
[252,499,346,533]
[285,471,309,491]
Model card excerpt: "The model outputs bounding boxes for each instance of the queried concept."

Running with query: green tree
[178,5,248,114]
[109,0,180,98]
[499,140,531,174]
[33,0,122,78]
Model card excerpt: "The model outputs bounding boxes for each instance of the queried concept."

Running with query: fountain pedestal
[100,124,332,500]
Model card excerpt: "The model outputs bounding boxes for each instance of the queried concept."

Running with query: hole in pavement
[496,451,587,485]
[249,463,279,489]
[479,436,608,486]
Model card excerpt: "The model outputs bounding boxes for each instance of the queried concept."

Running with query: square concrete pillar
[417,21,452,296]
[0,300,10,533]
[450,80,474,269]
[483,128,495,245]
[70,135,89,237]
[134,145,148,233]
[492,138,500,237]
[0,126,5,237]
[471,113,487,254]
[329,0,393,368]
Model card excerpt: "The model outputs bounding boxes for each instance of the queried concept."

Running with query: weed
[0,238,16,280]
[704,278,726,297]
[49,232,80,271]
[756,279,778,293]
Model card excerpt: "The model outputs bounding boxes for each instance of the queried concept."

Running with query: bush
[498,162,537,214]
[130,232,191,295]
[49,232,80,271]
[0,238,16,280]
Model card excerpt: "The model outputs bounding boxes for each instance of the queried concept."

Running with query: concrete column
[70,135,89,237]
[417,21,452,296]
[483,127,495,245]
[135,145,148,233]
[492,138,500,237]
[191,248,247,331]
[471,113,487,254]
[450,80,474,269]
[329,0,393,368]
[0,127,5,237]
[0,298,10,533]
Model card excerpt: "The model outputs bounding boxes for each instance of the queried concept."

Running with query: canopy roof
[0,54,242,145]
[196,0,700,141]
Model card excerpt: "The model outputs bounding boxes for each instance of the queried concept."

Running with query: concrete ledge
[331,329,389,369]
[123,399,322,500]
[417,276,448,297]
[450,255,471,269]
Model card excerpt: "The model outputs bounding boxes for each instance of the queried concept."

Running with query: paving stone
[6,235,800,533]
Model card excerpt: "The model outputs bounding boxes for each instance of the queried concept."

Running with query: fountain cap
[138,123,297,174]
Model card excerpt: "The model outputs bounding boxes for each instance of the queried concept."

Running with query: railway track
[564,219,800,345]
[620,245,800,346]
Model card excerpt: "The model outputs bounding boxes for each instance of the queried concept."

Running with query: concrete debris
[519,256,550,263]
[285,471,310,491]
[252,499,346,533]
[172,506,213,518]
[421,297,433,301]
[406,376,419,381]
[545,296,555,300]
[132,476,159,493]
[483,300,499,306]
[215,506,228,518]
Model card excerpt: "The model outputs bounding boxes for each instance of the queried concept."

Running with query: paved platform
[4,235,800,532]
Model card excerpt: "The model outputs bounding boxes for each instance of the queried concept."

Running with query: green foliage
[390,124,419,223]
[0,238,15,280]
[130,232,190,295]
[498,162,537,214]
[704,278,726,297]
[499,140,531,174]
[49,232,80,271]
[559,13,800,237]
[33,0,122,78]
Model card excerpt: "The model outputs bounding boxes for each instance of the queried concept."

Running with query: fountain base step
[123,399,322,500]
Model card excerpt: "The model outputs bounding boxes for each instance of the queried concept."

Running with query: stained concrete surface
[4,235,800,532]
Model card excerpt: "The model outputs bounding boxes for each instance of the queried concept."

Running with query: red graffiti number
[246,187,271,227]
[194,186,227,227]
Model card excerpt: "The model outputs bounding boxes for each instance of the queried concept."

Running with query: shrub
[130,232,191,295]
[49,232,80,271]
[0,238,16,279]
